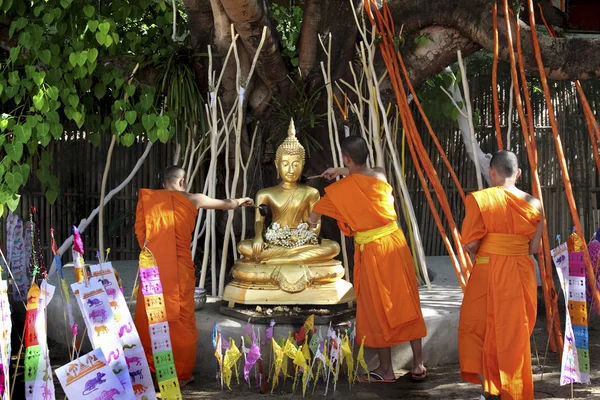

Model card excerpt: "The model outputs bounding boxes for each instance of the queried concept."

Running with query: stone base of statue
[222,259,356,308]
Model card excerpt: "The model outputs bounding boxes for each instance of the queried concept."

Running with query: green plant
[0,0,181,215]
[270,78,325,157]
[271,0,304,69]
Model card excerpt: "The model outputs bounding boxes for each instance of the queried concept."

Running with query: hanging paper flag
[71,279,135,398]
[341,335,354,385]
[264,320,275,343]
[90,263,157,400]
[72,226,85,283]
[56,348,128,399]
[214,331,223,389]
[0,279,12,400]
[303,315,314,334]
[552,243,583,385]
[24,283,41,399]
[222,338,242,389]
[6,213,29,300]
[354,336,369,383]
[295,326,306,346]
[588,230,600,312]
[567,251,591,383]
[138,248,181,399]
[243,336,261,384]
[27,280,56,400]
[270,338,284,393]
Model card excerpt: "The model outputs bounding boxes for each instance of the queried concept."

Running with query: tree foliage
[0,0,187,215]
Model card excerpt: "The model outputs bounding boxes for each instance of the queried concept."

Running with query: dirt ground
[45,312,599,399]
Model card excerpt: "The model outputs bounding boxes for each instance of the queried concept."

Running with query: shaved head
[161,165,185,187]
[341,136,369,166]
[490,150,519,178]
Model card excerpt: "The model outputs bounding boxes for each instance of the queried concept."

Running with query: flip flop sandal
[410,368,427,382]
[358,371,397,383]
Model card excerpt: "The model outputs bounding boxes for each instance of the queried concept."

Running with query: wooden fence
[4,73,600,260]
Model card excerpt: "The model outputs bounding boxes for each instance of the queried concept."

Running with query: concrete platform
[45,257,463,377]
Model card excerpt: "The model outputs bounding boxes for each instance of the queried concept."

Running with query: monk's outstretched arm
[188,193,253,210]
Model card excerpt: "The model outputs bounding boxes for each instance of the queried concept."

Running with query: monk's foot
[410,364,427,381]
[179,376,195,388]
[362,366,395,381]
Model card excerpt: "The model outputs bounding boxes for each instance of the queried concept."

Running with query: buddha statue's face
[277,154,304,184]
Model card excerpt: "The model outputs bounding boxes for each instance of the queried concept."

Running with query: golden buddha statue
[223,119,355,307]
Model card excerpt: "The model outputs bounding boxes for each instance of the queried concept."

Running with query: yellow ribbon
[354,221,399,251]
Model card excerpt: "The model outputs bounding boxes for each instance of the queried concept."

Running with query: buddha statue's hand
[252,236,264,259]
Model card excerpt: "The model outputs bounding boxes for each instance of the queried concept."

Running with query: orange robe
[314,174,426,347]
[133,189,199,380]
[458,187,541,399]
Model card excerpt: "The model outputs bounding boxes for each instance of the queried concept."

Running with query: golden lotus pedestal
[222,260,356,308]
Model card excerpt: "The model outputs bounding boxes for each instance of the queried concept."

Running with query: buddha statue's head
[275,119,305,184]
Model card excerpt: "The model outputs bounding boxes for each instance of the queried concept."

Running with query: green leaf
[99,22,110,35]
[46,86,59,101]
[13,164,29,182]
[6,194,20,213]
[5,171,23,192]
[0,119,8,132]
[124,84,135,97]
[37,166,50,183]
[83,5,94,18]
[9,46,19,63]
[42,12,54,25]
[156,115,170,129]
[157,127,169,143]
[5,142,23,162]
[33,91,45,110]
[89,133,101,147]
[18,31,32,49]
[142,114,155,131]
[125,110,137,125]
[95,31,105,45]
[77,51,87,67]
[104,34,113,48]
[37,122,50,138]
[69,52,78,67]
[88,48,98,63]
[60,0,72,9]
[115,120,127,134]
[46,188,58,204]
[114,77,124,89]
[14,124,31,142]
[72,112,84,128]
[32,71,45,86]
[40,49,51,64]
[88,20,99,32]
[68,94,79,107]
[94,82,107,99]
[50,123,63,139]
[40,151,52,167]
[121,133,135,146]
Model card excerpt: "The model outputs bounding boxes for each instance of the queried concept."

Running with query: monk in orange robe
[459,150,543,400]
[134,166,253,386]
[309,136,427,382]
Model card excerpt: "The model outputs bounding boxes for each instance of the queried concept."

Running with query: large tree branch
[386,0,600,83]
[298,0,322,78]
[218,0,290,102]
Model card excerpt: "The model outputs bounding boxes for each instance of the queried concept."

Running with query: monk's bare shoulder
[371,167,389,183]
[512,188,542,213]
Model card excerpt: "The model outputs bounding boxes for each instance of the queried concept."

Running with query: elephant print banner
[89,263,156,400]
[6,212,30,301]
[56,348,127,400]
[139,248,181,400]
[0,281,11,400]
[72,280,135,398]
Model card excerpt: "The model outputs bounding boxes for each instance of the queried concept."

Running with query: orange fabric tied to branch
[501,0,563,355]
[526,0,600,316]
[364,1,472,289]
